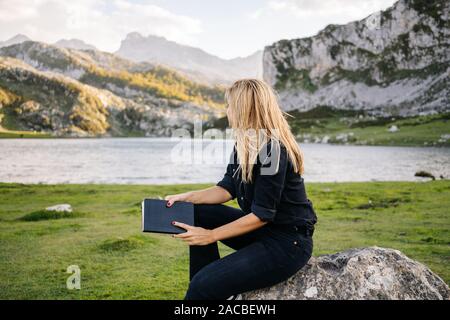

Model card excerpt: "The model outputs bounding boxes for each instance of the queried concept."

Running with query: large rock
[241,247,449,300]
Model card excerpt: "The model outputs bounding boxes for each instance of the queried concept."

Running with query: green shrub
[98,237,144,252]
[19,210,82,221]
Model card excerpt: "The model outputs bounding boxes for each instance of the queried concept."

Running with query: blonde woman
[165,79,317,300]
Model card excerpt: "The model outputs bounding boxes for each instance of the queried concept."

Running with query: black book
[141,199,194,234]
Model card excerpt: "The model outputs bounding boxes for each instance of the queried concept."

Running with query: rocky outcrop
[263,0,450,116]
[241,247,449,300]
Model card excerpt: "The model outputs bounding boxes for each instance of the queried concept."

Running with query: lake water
[0,138,449,184]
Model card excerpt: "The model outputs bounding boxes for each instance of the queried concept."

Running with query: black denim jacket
[216,141,318,227]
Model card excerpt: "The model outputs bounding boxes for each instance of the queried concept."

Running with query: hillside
[263,0,449,116]
[287,106,450,147]
[0,57,133,136]
[0,41,225,107]
[0,42,225,137]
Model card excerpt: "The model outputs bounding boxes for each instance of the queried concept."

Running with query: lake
[0,138,449,184]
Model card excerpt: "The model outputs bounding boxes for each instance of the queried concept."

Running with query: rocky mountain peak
[116,32,263,85]
[263,0,449,116]
[0,34,31,48]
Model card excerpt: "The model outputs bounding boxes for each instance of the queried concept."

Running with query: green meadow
[288,108,450,147]
[0,181,449,299]
[0,129,52,139]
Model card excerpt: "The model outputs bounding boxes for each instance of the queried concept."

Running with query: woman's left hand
[172,221,216,246]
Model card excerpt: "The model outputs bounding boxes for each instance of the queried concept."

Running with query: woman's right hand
[165,192,192,207]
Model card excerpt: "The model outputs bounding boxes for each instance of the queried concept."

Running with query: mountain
[54,38,97,51]
[116,32,263,85]
[263,0,449,116]
[0,41,225,137]
[0,34,31,48]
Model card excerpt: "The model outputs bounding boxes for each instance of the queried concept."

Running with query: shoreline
[0,179,444,187]
[1,133,450,148]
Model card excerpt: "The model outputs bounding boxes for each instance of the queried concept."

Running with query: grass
[0,130,52,138]
[0,181,449,299]
[287,107,450,147]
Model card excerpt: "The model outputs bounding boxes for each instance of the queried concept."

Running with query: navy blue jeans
[184,204,313,300]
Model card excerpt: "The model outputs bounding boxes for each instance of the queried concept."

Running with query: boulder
[45,204,73,213]
[388,125,399,133]
[241,247,449,300]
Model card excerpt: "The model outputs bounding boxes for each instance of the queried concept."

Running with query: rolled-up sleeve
[216,150,237,199]
[251,143,288,222]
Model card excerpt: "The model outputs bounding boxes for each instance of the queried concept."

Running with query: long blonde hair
[225,79,304,183]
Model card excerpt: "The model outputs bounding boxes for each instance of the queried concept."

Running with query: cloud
[246,0,397,45]
[0,0,202,52]
[0,0,43,22]
[252,0,397,20]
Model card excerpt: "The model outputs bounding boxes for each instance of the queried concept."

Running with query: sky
[0,0,397,59]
